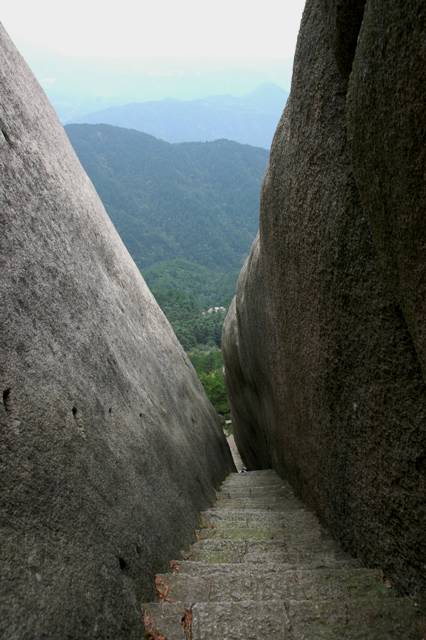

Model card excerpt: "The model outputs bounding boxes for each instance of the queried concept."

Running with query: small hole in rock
[3,388,11,412]
[72,406,77,417]
[108,407,112,415]
[416,453,426,473]
[118,557,128,572]
[139,413,143,418]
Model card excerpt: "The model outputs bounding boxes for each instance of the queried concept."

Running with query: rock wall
[223,0,426,595]
[0,24,234,640]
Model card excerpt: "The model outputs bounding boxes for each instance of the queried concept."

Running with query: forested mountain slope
[66,123,267,411]
[66,123,268,314]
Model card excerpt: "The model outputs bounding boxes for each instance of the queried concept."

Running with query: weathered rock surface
[223,0,426,595]
[0,23,233,640]
[348,1,426,378]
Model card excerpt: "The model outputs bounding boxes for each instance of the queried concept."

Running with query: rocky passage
[222,0,426,595]
[143,470,424,639]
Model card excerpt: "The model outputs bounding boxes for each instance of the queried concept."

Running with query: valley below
[66,123,269,416]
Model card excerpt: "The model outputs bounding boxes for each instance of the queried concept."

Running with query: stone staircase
[143,470,425,639]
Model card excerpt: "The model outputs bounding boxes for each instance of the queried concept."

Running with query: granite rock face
[223,0,426,595]
[348,1,426,378]
[0,24,233,640]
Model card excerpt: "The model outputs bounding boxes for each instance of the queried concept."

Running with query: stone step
[154,566,392,603]
[221,470,284,488]
[168,560,355,576]
[143,597,424,640]
[197,524,288,542]
[201,507,319,528]
[143,470,424,638]
[214,495,304,510]
[184,537,356,566]
[196,524,331,544]
[217,483,292,499]
[222,477,285,490]
[196,518,331,544]
[143,600,285,640]
[224,470,281,481]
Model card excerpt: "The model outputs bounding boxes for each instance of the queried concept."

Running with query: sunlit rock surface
[223,0,426,595]
[0,23,233,640]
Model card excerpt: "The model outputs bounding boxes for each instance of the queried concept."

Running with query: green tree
[189,348,229,417]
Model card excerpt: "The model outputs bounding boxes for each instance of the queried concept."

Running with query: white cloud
[1,0,305,60]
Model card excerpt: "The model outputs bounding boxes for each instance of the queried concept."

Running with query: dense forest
[67,124,267,415]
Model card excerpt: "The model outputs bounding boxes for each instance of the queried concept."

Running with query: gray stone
[144,600,288,640]
[287,597,425,640]
[348,1,426,378]
[0,23,233,640]
[192,600,287,640]
[226,434,244,472]
[143,602,188,640]
[155,567,389,603]
[217,484,291,499]
[214,495,304,511]
[173,560,294,576]
[202,506,319,529]
[185,535,353,567]
[221,474,284,489]
[143,470,424,637]
[222,0,426,594]
[196,525,289,542]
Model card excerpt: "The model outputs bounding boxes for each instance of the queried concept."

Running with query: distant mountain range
[71,84,288,149]
[66,124,268,321]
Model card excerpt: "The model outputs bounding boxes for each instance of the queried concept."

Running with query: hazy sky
[2,0,305,60]
[1,1,305,119]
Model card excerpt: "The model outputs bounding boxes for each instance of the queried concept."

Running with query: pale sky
[1,0,305,60]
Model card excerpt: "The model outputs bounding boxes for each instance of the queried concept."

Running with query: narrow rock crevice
[3,387,11,412]
[0,126,12,146]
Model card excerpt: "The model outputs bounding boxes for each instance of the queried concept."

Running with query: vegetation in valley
[66,124,266,415]
[146,256,233,350]
[189,347,229,418]
[66,123,267,277]
[153,287,229,417]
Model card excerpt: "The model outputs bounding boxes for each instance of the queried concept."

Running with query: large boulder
[0,24,233,640]
[348,0,426,378]
[223,0,426,595]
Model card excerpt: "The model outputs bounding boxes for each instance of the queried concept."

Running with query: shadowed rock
[348,0,426,378]
[0,23,234,640]
[223,0,426,595]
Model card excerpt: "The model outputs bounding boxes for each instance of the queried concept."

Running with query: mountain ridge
[66,123,268,276]
[71,84,288,148]
[66,123,268,349]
